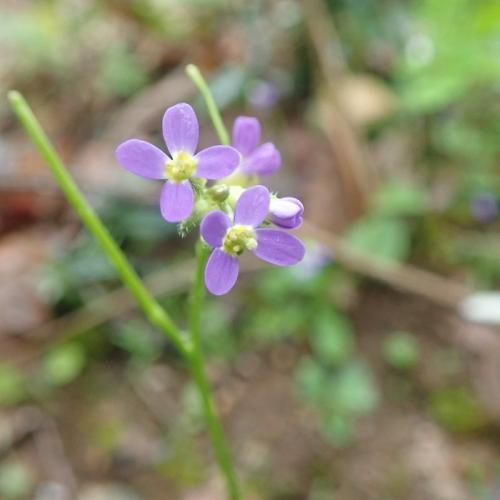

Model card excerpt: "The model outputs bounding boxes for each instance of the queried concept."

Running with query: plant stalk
[188,242,240,500]
[7,91,188,357]
[186,64,230,145]
[8,89,240,499]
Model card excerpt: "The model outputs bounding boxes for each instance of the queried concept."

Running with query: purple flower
[248,80,280,110]
[232,117,281,176]
[292,242,331,281]
[115,103,240,222]
[201,185,305,295]
[270,197,304,229]
[471,193,498,223]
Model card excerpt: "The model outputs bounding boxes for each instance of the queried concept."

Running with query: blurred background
[1,0,500,498]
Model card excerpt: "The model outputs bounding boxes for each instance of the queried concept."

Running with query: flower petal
[195,145,240,180]
[241,142,281,176]
[234,185,270,227]
[232,116,261,156]
[270,197,304,229]
[201,211,231,248]
[253,228,305,266]
[115,139,167,179]
[162,103,199,156]
[205,248,240,295]
[160,180,194,222]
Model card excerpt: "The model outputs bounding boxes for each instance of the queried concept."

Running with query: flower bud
[209,184,230,202]
[269,197,304,229]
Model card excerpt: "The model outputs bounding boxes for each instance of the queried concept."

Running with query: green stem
[186,64,230,145]
[188,242,240,500]
[7,91,188,357]
[9,86,240,499]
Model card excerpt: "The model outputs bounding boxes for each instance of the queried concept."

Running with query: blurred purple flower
[270,196,304,229]
[248,80,280,110]
[201,185,305,295]
[292,242,332,281]
[232,117,281,176]
[116,103,240,222]
[471,193,498,223]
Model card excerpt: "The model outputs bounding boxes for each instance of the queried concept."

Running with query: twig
[300,0,375,218]
[301,222,469,308]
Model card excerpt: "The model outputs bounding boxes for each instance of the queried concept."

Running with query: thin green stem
[188,242,240,500]
[7,91,188,357]
[9,85,240,500]
[186,64,230,145]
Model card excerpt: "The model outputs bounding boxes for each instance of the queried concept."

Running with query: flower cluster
[116,103,305,295]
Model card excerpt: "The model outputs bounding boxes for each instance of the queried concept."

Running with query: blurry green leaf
[112,322,161,363]
[100,45,149,98]
[329,362,379,416]
[372,183,427,216]
[180,382,204,432]
[429,386,489,433]
[383,331,420,370]
[157,434,207,486]
[311,309,355,366]
[347,217,411,261]
[43,343,86,386]
[202,65,248,110]
[0,365,27,406]
[0,7,64,76]
[295,357,327,403]
[398,0,500,113]
[248,302,305,342]
[399,74,468,113]
[93,419,125,452]
[322,413,354,447]
[256,268,298,303]
[201,302,235,359]
[0,462,33,499]
[103,200,177,246]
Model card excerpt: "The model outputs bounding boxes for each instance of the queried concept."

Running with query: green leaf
[248,302,305,342]
[429,386,489,433]
[0,462,33,499]
[0,365,27,406]
[322,413,354,447]
[347,216,411,261]
[295,357,327,403]
[311,309,355,366]
[329,362,379,416]
[112,321,161,363]
[99,45,149,98]
[383,331,420,370]
[43,343,86,386]
[372,183,427,217]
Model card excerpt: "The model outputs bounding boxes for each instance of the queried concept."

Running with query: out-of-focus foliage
[383,331,420,371]
[4,0,500,497]
[0,462,34,499]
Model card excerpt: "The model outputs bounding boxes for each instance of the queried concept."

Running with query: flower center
[223,225,257,256]
[165,151,197,183]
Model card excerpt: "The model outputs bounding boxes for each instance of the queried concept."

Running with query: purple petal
[201,211,231,248]
[253,229,305,266]
[195,146,240,180]
[270,197,304,229]
[160,180,194,222]
[234,185,270,227]
[115,139,167,179]
[205,248,240,295]
[162,103,199,156]
[232,116,261,156]
[241,142,281,176]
